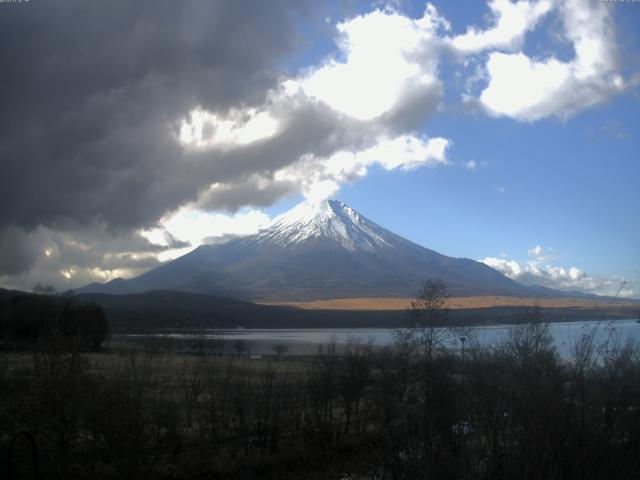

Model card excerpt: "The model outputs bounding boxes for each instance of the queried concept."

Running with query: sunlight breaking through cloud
[178,108,280,148]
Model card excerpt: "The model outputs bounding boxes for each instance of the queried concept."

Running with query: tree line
[0,294,110,350]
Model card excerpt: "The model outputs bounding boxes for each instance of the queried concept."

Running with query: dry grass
[0,351,314,382]
[259,296,640,311]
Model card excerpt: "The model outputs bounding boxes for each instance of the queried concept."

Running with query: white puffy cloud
[140,207,272,261]
[298,5,449,120]
[366,135,450,170]
[527,245,558,261]
[175,4,453,209]
[174,0,631,213]
[482,255,638,298]
[178,108,280,149]
[449,0,553,54]
[528,245,543,257]
[475,0,625,121]
[271,134,450,201]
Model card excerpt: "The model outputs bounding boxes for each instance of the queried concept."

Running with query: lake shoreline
[111,318,640,360]
[110,305,640,333]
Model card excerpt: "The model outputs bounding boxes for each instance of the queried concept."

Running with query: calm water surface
[114,318,640,358]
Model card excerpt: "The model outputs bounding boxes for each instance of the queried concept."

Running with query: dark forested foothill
[0,294,110,350]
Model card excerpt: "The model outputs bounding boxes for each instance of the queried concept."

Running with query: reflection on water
[113,318,640,358]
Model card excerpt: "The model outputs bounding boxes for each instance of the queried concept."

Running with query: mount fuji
[77,200,547,300]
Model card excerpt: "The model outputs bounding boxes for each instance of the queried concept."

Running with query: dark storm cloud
[0,227,38,275]
[196,176,298,213]
[0,0,318,231]
[0,222,172,283]
[381,80,444,134]
[188,98,377,183]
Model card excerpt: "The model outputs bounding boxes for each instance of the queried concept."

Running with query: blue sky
[1,0,638,298]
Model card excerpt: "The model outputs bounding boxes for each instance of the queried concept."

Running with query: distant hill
[73,290,309,329]
[2,288,637,331]
[76,200,588,301]
[64,290,640,330]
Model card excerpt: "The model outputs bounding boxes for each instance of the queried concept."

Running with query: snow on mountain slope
[245,200,393,251]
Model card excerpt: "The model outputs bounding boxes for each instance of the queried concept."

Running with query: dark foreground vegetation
[0,287,639,479]
[0,294,109,350]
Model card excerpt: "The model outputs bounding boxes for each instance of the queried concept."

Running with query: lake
[112,318,640,359]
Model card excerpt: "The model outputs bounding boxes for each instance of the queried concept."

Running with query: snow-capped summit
[248,199,392,251]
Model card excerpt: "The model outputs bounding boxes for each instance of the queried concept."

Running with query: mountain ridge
[76,200,587,300]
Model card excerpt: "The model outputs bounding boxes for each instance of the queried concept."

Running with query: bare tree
[233,339,247,357]
[396,278,450,363]
[272,343,288,360]
[501,302,554,365]
[177,360,205,428]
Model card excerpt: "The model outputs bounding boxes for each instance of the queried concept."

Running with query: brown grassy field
[259,296,640,311]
